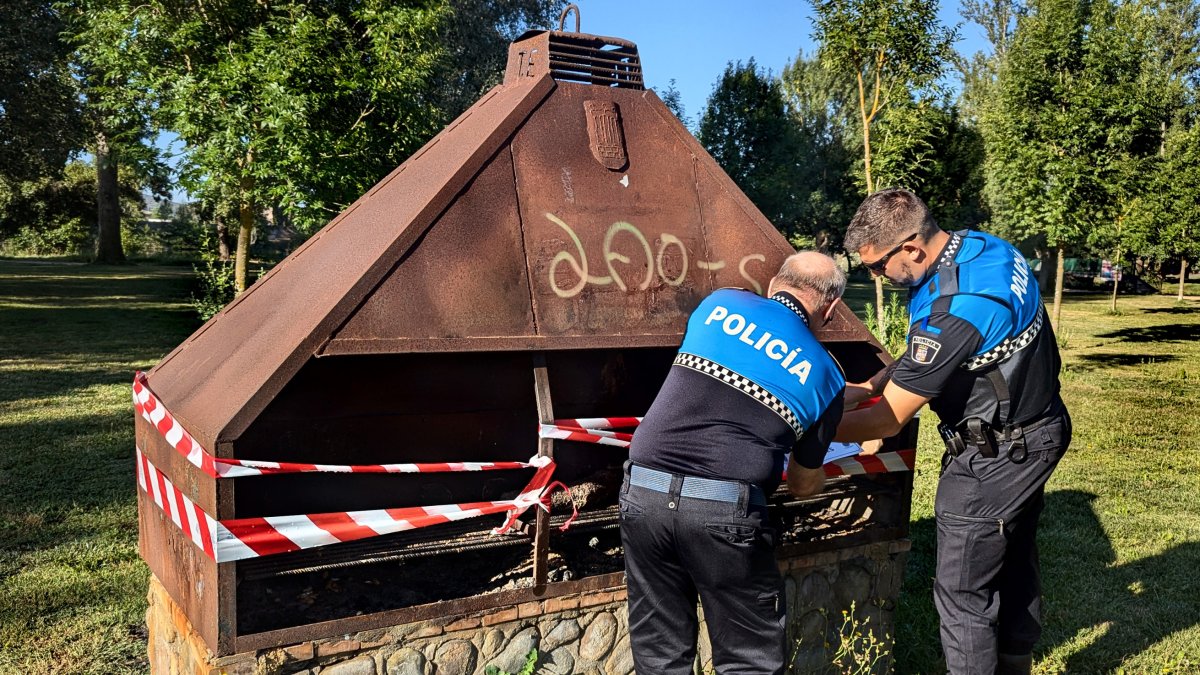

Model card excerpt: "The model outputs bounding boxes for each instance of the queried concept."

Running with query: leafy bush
[864,292,910,357]
[190,231,238,320]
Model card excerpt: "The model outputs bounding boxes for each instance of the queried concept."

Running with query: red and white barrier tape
[537,417,641,449]
[137,447,570,562]
[134,372,539,478]
[822,449,915,477]
[540,413,914,478]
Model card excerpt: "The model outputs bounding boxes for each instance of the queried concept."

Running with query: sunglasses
[861,233,919,276]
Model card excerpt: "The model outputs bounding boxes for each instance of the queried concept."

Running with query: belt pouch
[965,418,998,458]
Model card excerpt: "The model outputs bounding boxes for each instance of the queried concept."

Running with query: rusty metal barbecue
[136,15,915,656]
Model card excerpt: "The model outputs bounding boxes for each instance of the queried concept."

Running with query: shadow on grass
[1038,490,1200,673]
[1072,353,1180,371]
[895,490,1200,673]
[1142,306,1200,315]
[1097,323,1200,343]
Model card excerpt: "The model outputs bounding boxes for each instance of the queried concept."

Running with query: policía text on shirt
[703,305,813,385]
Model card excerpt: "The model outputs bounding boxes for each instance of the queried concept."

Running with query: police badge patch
[910,335,942,365]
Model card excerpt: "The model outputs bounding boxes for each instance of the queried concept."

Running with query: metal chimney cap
[504,6,643,90]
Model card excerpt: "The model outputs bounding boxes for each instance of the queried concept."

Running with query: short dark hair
[844,188,940,253]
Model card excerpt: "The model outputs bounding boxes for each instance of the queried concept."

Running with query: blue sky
[575,0,989,126]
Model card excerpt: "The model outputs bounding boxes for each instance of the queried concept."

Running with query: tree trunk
[1110,248,1120,313]
[94,132,125,264]
[1053,245,1065,333]
[215,216,231,262]
[1181,258,1189,301]
[235,175,255,295]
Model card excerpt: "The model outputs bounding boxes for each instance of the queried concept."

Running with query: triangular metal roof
[146,32,876,455]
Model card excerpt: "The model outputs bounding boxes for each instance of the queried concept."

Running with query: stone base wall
[146,539,909,675]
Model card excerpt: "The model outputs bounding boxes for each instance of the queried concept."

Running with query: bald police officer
[836,189,1071,675]
[621,251,847,675]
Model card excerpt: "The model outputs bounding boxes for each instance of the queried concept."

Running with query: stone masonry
[146,539,908,675]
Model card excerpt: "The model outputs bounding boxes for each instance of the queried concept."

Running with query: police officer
[621,251,847,675]
[835,189,1071,675]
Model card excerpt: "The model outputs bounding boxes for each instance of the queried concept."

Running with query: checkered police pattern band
[770,293,809,326]
[940,233,963,267]
[963,308,1044,371]
[674,353,805,438]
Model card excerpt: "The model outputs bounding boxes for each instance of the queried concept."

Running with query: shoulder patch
[910,335,942,365]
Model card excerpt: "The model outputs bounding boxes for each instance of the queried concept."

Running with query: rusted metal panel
[515,84,713,338]
[328,147,536,346]
[138,477,223,652]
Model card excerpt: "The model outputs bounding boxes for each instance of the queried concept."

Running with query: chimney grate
[547,34,644,89]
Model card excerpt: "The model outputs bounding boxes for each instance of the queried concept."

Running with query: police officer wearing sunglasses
[836,189,1071,675]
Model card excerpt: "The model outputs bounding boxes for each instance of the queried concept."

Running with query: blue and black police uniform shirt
[630,288,846,494]
[891,230,1063,427]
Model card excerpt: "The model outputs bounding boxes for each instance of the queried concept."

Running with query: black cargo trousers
[935,404,1072,674]
[619,469,786,675]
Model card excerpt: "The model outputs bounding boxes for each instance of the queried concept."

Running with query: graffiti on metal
[544,212,768,298]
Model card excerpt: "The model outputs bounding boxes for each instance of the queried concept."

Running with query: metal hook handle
[558,3,580,32]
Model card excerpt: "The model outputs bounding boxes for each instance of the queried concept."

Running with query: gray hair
[844,187,939,253]
[773,251,846,307]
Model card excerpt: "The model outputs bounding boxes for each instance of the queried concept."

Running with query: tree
[86,0,453,291]
[810,0,957,327]
[1141,0,1200,299]
[1157,123,1200,299]
[0,1,85,185]
[91,0,558,293]
[1081,0,1167,311]
[957,0,1020,122]
[658,78,690,129]
[779,51,859,251]
[981,0,1155,328]
[698,60,807,239]
[58,0,172,264]
[0,160,143,255]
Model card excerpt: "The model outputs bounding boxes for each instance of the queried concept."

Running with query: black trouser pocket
[937,510,1006,593]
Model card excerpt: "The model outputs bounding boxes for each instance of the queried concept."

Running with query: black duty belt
[938,408,1061,463]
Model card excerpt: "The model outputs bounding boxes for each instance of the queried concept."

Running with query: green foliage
[981,0,1163,255]
[863,292,909,357]
[483,649,538,675]
[0,161,143,256]
[699,60,810,239]
[190,231,244,320]
[779,52,860,249]
[0,0,86,183]
[657,78,690,128]
[1157,123,1200,264]
[76,0,558,286]
[809,0,957,194]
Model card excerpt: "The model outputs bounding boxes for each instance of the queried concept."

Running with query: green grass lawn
[0,260,196,674]
[1,261,1198,673]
